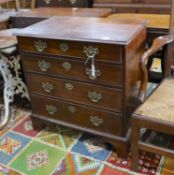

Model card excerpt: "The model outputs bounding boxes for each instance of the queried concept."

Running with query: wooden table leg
[131,119,140,172]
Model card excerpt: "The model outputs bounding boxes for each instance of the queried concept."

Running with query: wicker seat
[135,78,174,123]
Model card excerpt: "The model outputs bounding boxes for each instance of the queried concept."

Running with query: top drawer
[17,37,123,63]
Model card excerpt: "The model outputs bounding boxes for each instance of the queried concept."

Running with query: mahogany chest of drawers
[15,16,146,157]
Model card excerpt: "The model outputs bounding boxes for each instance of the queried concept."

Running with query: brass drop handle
[38,60,50,72]
[84,46,99,80]
[59,43,69,53]
[34,40,47,52]
[62,62,71,71]
[46,105,57,115]
[42,82,54,93]
[86,68,101,80]
[88,91,102,103]
[69,0,77,5]
[90,115,103,127]
[44,0,51,4]
[68,106,76,113]
[65,83,74,90]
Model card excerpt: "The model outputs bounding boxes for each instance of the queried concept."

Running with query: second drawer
[22,54,123,87]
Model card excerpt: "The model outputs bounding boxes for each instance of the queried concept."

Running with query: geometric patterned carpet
[0,102,173,175]
[0,71,172,175]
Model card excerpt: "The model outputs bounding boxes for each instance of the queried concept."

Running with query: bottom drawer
[31,95,124,136]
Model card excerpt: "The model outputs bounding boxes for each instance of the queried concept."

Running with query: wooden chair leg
[131,119,140,172]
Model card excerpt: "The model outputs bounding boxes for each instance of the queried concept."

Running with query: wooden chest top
[15,15,146,155]
[15,16,146,45]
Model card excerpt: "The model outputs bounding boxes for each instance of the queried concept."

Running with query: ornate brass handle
[42,82,54,93]
[90,116,103,127]
[69,0,77,4]
[44,0,51,4]
[84,46,99,80]
[34,40,47,52]
[59,43,69,53]
[88,91,102,103]
[46,105,57,115]
[38,60,50,72]
[44,0,77,5]
[62,62,71,71]
[84,46,99,59]
[68,106,76,113]
[65,83,74,90]
[86,68,101,80]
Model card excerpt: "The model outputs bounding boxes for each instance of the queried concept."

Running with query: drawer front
[26,73,123,112]
[18,37,122,63]
[91,0,132,3]
[31,95,123,136]
[115,8,137,13]
[35,0,92,7]
[116,8,169,15]
[22,55,123,87]
[137,8,169,14]
[133,0,170,4]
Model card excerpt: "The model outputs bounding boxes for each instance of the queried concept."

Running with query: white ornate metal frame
[0,50,30,129]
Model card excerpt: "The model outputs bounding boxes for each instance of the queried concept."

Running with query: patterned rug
[0,102,173,175]
[0,80,172,175]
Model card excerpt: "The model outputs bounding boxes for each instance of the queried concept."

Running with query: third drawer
[25,73,123,112]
